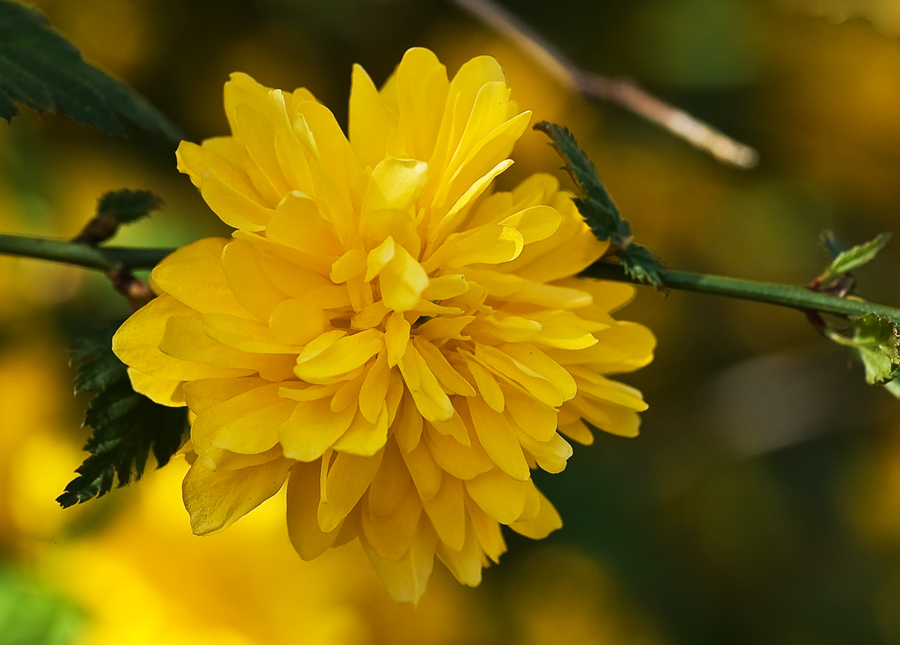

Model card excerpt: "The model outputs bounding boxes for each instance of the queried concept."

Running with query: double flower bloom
[112,48,655,603]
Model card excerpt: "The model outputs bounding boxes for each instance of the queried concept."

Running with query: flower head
[113,47,655,603]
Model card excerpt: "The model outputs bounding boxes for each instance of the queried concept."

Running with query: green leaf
[72,189,164,245]
[818,232,891,288]
[0,0,181,139]
[58,321,188,508]
[97,189,163,225]
[535,121,665,288]
[826,313,900,386]
[883,377,900,400]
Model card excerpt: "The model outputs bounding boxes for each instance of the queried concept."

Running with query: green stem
[581,262,900,323]
[2,233,900,324]
[0,234,174,271]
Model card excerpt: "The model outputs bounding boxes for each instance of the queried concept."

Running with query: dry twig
[445,0,759,168]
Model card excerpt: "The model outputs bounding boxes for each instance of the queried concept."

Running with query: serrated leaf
[535,121,665,288]
[621,245,667,287]
[97,189,163,225]
[818,232,891,287]
[0,0,181,139]
[58,322,188,508]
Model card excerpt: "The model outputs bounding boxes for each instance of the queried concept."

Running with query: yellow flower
[112,47,655,603]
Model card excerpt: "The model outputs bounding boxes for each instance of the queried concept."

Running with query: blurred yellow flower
[112,47,655,603]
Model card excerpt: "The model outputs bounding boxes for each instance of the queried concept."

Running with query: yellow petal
[202,312,301,354]
[393,393,424,454]
[330,248,367,284]
[286,461,342,560]
[113,295,253,382]
[413,337,475,397]
[397,341,454,422]
[362,488,423,561]
[399,435,441,500]
[362,156,429,215]
[464,467,529,524]
[160,316,296,381]
[464,358,504,413]
[268,298,331,346]
[414,315,475,343]
[466,396,530,481]
[500,205,561,245]
[508,488,562,539]
[465,495,506,563]
[555,321,656,373]
[421,475,466,552]
[182,375,268,415]
[384,311,410,368]
[349,63,397,169]
[190,382,295,456]
[569,368,648,411]
[150,237,252,318]
[294,329,383,384]
[421,273,469,300]
[266,191,342,260]
[504,386,558,442]
[318,449,384,533]
[176,139,265,203]
[436,520,483,587]
[515,428,572,474]
[232,100,290,197]
[424,422,494,480]
[359,352,390,423]
[221,239,289,320]
[364,236,396,282]
[361,517,438,605]
[183,457,292,536]
[333,405,389,456]
[126,368,184,407]
[279,397,357,461]
[367,438,413,519]
[381,245,430,313]
[424,224,524,272]
[198,171,273,231]
[394,47,449,161]
[438,112,531,217]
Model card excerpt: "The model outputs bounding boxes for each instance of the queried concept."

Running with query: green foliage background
[3,0,900,643]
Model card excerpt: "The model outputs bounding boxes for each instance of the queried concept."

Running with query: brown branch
[445,0,759,169]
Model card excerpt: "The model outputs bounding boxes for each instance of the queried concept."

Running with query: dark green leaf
[97,189,163,225]
[0,0,181,139]
[818,232,891,288]
[72,189,164,245]
[620,244,667,286]
[59,321,188,508]
[535,121,665,288]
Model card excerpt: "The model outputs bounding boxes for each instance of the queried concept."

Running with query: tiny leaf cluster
[812,232,900,397]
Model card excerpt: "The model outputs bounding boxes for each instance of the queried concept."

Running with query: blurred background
[2,0,900,642]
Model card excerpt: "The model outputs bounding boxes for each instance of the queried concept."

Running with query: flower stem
[2,233,899,324]
[0,234,173,271]
[581,262,900,323]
